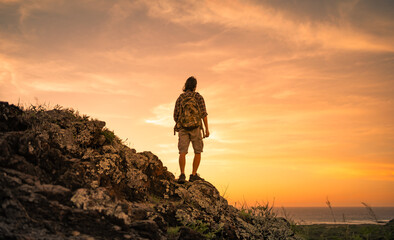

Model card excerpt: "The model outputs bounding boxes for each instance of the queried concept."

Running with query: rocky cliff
[0,101,300,240]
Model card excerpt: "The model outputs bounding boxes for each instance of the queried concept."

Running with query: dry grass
[361,202,380,223]
[326,196,337,223]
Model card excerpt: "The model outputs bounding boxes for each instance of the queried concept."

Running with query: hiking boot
[177,173,186,184]
[189,174,204,182]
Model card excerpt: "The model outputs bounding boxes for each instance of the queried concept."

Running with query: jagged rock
[0,102,301,240]
[0,101,29,131]
[71,187,132,224]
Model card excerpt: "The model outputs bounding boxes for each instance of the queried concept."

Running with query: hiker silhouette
[173,76,209,183]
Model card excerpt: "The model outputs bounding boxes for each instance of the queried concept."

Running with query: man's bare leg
[179,153,186,174]
[192,153,201,175]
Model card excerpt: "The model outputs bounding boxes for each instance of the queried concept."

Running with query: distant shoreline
[297,220,390,226]
[274,206,394,226]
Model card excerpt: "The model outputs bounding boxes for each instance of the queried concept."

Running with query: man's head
[183,76,197,92]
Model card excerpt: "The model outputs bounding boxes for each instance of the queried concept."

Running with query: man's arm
[196,93,209,137]
[203,116,210,138]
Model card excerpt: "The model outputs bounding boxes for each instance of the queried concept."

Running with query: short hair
[183,76,197,92]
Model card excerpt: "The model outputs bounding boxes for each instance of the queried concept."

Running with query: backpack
[179,92,201,130]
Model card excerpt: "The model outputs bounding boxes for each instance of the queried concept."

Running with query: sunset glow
[1,0,393,207]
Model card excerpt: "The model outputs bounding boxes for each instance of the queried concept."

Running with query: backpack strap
[192,92,206,138]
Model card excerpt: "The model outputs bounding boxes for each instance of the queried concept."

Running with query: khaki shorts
[178,127,203,154]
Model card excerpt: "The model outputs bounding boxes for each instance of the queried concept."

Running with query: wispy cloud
[145,102,174,127]
[145,0,394,52]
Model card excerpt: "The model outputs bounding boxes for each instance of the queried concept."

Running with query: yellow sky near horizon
[1,0,393,207]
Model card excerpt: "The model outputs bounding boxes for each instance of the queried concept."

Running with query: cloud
[145,102,174,127]
[144,0,394,52]
[207,130,249,144]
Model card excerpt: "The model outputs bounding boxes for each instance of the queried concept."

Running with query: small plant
[101,128,115,144]
[254,201,276,218]
[237,200,277,226]
[326,196,336,223]
[148,194,162,204]
[187,220,217,239]
[281,206,298,227]
[238,209,253,222]
[281,206,289,219]
[220,184,229,198]
[167,226,180,238]
[53,104,63,111]
[361,202,379,223]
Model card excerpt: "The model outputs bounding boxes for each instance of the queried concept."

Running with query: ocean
[274,207,394,225]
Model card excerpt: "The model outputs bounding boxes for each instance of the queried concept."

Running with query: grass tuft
[237,200,277,223]
[187,220,218,239]
[167,226,180,237]
[326,196,337,223]
[101,128,116,144]
[361,202,379,223]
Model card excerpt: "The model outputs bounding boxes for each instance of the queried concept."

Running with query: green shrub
[167,226,180,237]
[238,209,253,222]
[101,128,115,144]
[187,220,219,239]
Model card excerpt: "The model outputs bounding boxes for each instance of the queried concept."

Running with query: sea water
[274,207,394,225]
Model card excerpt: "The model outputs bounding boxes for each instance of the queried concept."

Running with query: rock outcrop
[0,101,301,239]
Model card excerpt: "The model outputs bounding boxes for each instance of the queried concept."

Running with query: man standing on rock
[173,76,210,184]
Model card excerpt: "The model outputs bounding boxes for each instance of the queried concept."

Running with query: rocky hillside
[0,101,300,240]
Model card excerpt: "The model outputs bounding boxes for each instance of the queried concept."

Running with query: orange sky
[1,0,393,207]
